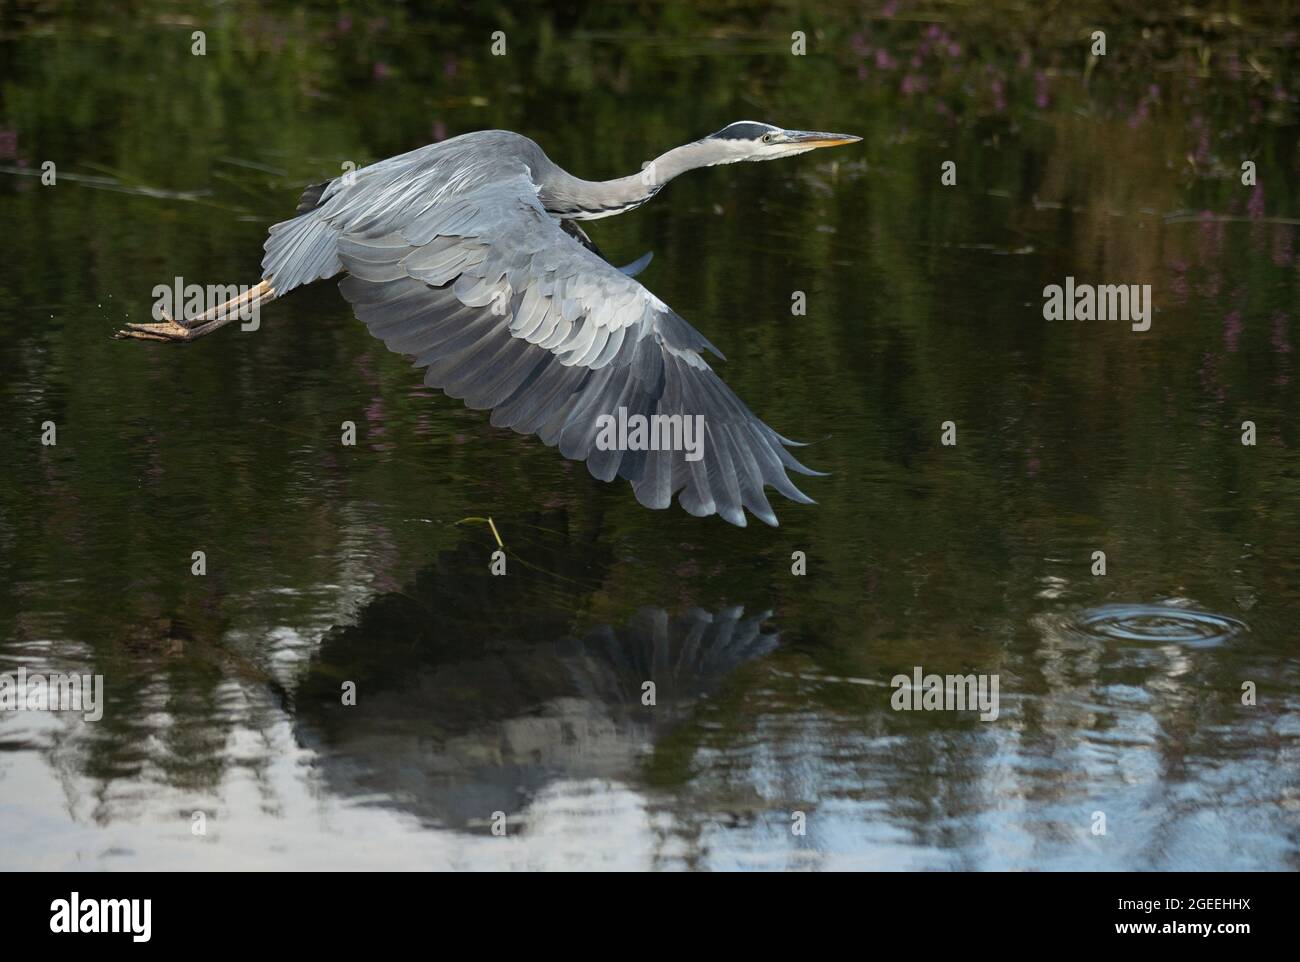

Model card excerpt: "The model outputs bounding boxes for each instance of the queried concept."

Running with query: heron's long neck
[539,141,712,221]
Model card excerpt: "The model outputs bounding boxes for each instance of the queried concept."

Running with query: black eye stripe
[709,122,777,141]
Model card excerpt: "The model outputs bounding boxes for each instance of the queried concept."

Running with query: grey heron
[118,121,860,526]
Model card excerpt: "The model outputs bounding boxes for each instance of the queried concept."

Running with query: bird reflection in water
[292,515,778,831]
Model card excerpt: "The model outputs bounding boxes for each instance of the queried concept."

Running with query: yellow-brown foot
[114,316,196,342]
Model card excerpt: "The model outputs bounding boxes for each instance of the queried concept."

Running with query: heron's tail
[261,209,344,296]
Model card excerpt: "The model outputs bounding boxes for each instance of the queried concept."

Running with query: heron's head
[699,121,861,165]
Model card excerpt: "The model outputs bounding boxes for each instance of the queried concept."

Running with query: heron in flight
[118,121,860,526]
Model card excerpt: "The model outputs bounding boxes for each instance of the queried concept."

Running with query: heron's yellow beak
[784,131,863,149]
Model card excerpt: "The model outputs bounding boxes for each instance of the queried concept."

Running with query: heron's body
[120,123,860,526]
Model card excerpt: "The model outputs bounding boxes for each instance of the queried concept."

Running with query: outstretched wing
[333,171,817,526]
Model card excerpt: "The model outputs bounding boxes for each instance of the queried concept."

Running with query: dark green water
[2,3,1299,869]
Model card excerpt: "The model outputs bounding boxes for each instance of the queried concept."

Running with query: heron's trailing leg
[115,280,277,342]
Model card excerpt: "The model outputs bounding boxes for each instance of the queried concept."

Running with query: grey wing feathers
[263,148,817,526]
[262,140,466,293]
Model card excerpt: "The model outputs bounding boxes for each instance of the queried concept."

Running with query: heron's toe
[115,319,194,342]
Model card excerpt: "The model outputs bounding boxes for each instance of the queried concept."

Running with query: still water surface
[1,5,1298,869]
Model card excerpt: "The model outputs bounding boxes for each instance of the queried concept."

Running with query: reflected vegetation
[1,0,1299,868]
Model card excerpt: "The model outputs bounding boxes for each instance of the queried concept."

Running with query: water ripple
[1070,603,1248,648]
